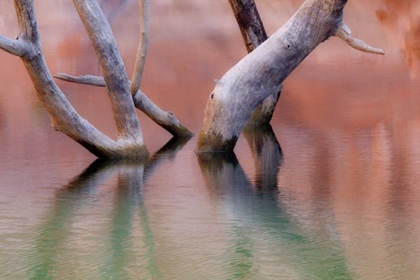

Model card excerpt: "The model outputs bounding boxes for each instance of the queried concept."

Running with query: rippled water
[1,0,420,279]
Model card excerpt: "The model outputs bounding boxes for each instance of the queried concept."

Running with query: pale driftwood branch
[229,0,281,127]
[335,22,385,55]
[54,73,193,137]
[73,0,145,142]
[55,73,106,87]
[196,0,349,153]
[1,0,149,158]
[130,0,150,96]
[133,90,193,137]
[0,34,27,57]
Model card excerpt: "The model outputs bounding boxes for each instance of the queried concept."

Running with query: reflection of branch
[243,124,282,194]
[144,136,191,182]
[28,136,189,278]
[196,131,351,279]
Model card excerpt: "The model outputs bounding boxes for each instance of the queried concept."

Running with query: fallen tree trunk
[228,0,281,127]
[196,0,384,153]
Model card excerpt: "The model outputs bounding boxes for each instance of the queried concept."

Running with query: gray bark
[0,0,149,158]
[0,0,384,157]
[54,74,194,138]
[73,0,143,142]
[54,0,192,138]
[228,0,281,127]
[130,0,150,96]
[196,0,383,153]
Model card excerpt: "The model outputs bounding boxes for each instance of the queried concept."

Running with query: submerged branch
[335,22,385,55]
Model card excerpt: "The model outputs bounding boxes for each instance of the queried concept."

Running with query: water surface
[1,0,420,279]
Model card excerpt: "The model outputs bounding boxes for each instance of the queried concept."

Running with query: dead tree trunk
[0,0,149,158]
[0,0,384,158]
[228,0,281,127]
[196,0,384,153]
[54,0,193,139]
[0,0,193,158]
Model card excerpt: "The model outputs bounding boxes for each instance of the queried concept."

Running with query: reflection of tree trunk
[243,124,282,194]
[28,137,189,278]
[196,131,352,279]
[103,164,143,279]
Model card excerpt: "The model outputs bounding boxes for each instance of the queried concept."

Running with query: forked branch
[0,0,149,158]
[73,0,144,142]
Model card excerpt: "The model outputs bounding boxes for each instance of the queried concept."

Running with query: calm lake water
[1,0,420,279]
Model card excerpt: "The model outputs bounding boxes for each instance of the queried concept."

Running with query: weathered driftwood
[54,74,193,138]
[228,0,281,127]
[0,0,149,158]
[0,0,385,157]
[196,0,384,153]
[73,0,143,142]
[54,0,193,138]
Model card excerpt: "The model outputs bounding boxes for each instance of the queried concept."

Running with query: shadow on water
[27,136,190,280]
[197,125,353,280]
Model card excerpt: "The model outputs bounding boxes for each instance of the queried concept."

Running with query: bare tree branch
[54,73,193,137]
[13,0,39,41]
[73,0,145,142]
[0,0,149,158]
[130,0,150,96]
[228,0,281,127]
[0,34,27,56]
[196,0,350,153]
[335,22,385,55]
[55,73,106,87]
